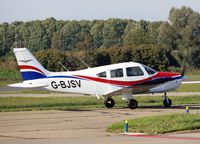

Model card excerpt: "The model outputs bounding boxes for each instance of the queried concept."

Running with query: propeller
[181,63,186,76]
[180,62,187,81]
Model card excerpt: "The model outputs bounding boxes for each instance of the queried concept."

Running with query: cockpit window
[143,65,156,75]
[97,71,107,78]
[110,68,123,78]
[126,66,144,76]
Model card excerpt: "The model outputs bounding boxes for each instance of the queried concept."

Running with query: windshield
[142,65,157,75]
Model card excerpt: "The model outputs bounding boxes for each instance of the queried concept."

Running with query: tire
[163,98,172,107]
[128,99,138,109]
[104,98,115,108]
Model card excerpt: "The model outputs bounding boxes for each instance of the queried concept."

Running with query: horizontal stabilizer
[8,82,48,88]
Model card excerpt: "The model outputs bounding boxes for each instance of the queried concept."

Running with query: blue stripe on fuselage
[21,71,46,80]
[47,75,85,80]
[136,76,182,86]
[21,71,85,81]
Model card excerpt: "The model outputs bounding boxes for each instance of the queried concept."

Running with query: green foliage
[0,23,15,56]
[0,96,121,112]
[35,49,70,71]
[131,44,169,70]
[176,84,200,92]
[0,70,21,86]
[102,19,128,48]
[107,113,200,134]
[160,6,200,68]
[188,46,200,68]
[0,95,200,112]
[108,46,132,63]
[95,49,111,66]
[90,20,104,48]
[0,6,200,71]
[59,21,81,50]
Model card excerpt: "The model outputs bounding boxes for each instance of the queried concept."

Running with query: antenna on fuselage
[78,58,90,68]
[59,62,69,71]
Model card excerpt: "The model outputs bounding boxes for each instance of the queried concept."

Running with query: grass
[175,74,200,92]
[0,70,21,87]
[0,95,200,112]
[176,84,200,92]
[0,70,21,80]
[0,96,111,112]
[186,75,200,81]
[107,113,200,134]
[136,95,200,106]
[0,89,51,94]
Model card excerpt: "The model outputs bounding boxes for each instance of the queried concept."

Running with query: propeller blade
[181,63,186,76]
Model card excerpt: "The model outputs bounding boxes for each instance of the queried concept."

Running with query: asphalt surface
[0,108,200,144]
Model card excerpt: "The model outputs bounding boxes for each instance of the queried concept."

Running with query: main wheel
[163,98,172,107]
[128,99,138,109]
[104,98,115,108]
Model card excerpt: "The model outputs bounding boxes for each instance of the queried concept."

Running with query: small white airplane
[9,48,198,109]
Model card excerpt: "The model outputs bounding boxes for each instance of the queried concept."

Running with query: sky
[0,0,200,23]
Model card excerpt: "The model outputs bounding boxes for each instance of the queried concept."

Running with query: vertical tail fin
[14,48,49,81]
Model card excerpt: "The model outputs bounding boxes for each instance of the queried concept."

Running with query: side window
[97,71,107,78]
[126,66,144,76]
[110,68,123,78]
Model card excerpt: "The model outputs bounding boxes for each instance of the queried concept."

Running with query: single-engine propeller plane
[9,48,196,109]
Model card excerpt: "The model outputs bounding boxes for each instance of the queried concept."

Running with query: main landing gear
[163,92,172,107]
[128,99,138,109]
[104,98,115,108]
[104,97,138,109]
[104,92,172,109]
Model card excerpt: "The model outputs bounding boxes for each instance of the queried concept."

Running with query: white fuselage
[9,47,184,109]
[26,62,182,97]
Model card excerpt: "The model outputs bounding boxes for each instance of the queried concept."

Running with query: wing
[105,85,153,96]
[105,78,168,96]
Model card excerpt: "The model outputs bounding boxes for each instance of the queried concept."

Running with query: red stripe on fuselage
[155,72,181,77]
[75,72,181,87]
[19,65,45,75]
[75,75,152,86]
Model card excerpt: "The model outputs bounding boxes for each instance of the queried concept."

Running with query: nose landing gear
[163,92,172,107]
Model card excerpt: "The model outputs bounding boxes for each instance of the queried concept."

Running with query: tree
[108,46,132,64]
[28,20,48,51]
[131,44,169,70]
[76,20,93,49]
[95,48,111,66]
[0,23,15,56]
[102,19,128,48]
[59,21,81,50]
[12,22,30,48]
[123,20,161,46]
[43,17,57,49]
[36,49,69,71]
[188,46,200,68]
[90,20,104,48]
[159,6,200,68]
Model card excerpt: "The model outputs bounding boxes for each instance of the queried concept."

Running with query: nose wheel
[163,92,172,107]
[104,98,115,108]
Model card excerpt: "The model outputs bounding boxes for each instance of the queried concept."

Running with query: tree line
[0,6,200,72]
